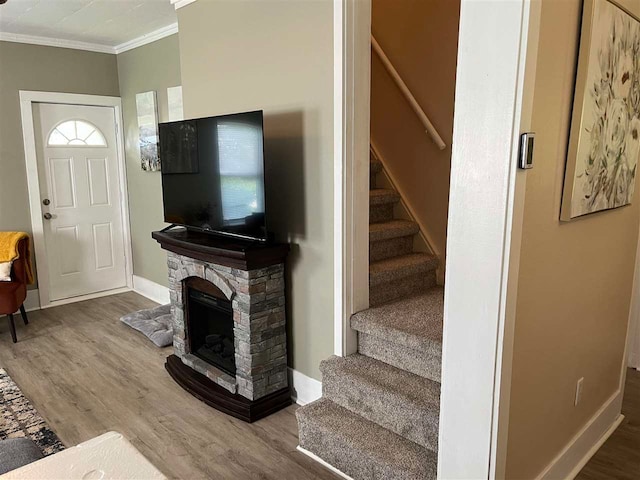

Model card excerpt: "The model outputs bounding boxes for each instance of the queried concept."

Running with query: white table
[0,432,166,480]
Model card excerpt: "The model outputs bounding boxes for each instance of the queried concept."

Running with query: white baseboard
[297,446,354,480]
[536,389,624,480]
[0,288,41,318]
[289,368,322,406]
[630,352,640,370]
[132,275,170,305]
[23,288,41,312]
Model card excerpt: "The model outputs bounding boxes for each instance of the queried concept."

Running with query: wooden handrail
[371,35,446,151]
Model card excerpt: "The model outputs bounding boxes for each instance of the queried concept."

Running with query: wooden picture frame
[561,0,640,220]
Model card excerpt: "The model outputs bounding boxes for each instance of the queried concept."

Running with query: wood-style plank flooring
[577,368,640,480]
[0,292,337,480]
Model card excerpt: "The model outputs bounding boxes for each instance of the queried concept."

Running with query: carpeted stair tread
[370,219,419,242]
[369,188,400,206]
[296,398,437,480]
[351,287,444,356]
[369,253,438,287]
[370,160,383,175]
[321,354,440,450]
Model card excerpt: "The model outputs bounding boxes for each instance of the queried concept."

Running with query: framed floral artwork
[561,0,640,220]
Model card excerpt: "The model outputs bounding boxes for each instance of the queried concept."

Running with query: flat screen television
[159,110,267,242]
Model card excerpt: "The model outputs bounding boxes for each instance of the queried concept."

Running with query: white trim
[132,275,170,305]
[289,368,322,406]
[0,32,114,54]
[490,1,542,478]
[19,91,134,310]
[438,1,538,478]
[113,24,178,54]
[333,0,371,357]
[536,390,624,480]
[628,220,640,370]
[171,0,198,10]
[42,287,132,309]
[23,288,41,312]
[296,446,354,480]
[1,23,178,55]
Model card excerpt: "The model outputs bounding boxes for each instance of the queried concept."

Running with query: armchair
[0,238,30,343]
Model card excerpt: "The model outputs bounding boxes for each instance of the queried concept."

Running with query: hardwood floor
[577,368,640,480]
[0,292,338,480]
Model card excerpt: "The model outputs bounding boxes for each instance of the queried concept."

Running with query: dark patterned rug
[0,368,65,456]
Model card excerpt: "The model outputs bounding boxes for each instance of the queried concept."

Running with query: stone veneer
[167,251,288,401]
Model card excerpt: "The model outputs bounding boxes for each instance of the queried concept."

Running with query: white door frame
[438,0,541,478]
[19,90,133,309]
[334,0,540,479]
[336,0,541,477]
[333,0,371,357]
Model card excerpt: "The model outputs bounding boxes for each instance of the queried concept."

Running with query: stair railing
[371,35,446,151]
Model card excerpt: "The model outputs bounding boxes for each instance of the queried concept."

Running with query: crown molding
[114,23,178,54]
[0,32,114,54]
[170,0,198,10]
[0,23,179,55]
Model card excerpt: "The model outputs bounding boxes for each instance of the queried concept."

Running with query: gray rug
[120,304,173,347]
[0,369,65,456]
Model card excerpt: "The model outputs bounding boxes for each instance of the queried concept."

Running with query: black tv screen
[159,110,267,241]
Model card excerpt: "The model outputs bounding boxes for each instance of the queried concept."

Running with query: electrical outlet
[575,377,585,406]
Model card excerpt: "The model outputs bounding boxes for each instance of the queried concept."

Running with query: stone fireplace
[153,229,291,421]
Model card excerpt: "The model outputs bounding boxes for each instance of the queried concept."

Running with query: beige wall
[506,0,640,477]
[117,34,181,287]
[370,0,459,267]
[177,0,334,380]
[0,41,119,267]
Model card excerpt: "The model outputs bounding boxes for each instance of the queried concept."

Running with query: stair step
[370,220,419,242]
[321,354,440,450]
[369,220,420,262]
[370,203,394,224]
[370,160,383,175]
[351,288,444,381]
[369,188,400,205]
[370,253,437,287]
[370,160,382,189]
[296,398,437,480]
[369,252,438,305]
[369,189,398,224]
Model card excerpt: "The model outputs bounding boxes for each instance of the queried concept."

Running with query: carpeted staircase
[296,152,443,479]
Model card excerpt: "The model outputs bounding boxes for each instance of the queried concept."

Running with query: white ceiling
[0,0,178,53]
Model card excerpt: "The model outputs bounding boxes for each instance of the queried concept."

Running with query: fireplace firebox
[187,287,236,377]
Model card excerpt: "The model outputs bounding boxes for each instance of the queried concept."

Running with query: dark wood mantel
[152,229,289,271]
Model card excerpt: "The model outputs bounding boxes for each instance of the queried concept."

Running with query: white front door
[32,103,127,302]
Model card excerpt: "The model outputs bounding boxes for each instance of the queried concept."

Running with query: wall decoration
[136,91,160,171]
[167,86,184,122]
[561,0,640,220]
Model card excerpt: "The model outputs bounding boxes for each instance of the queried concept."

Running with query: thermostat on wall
[519,132,535,169]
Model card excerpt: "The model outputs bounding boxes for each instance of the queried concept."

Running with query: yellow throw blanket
[0,232,34,284]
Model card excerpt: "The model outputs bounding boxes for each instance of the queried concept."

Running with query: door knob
[42,198,50,206]
[43,213,52,220]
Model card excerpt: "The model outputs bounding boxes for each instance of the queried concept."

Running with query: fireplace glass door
[187,288,236,376]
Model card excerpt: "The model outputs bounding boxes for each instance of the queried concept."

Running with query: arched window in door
[48,120,107,147]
